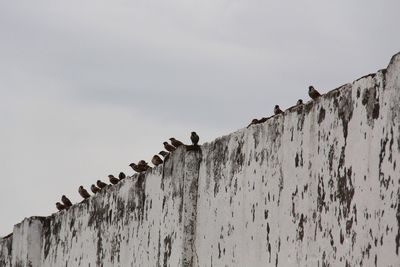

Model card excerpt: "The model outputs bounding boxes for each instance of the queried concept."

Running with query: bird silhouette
[61,195,73,208]
[96,180,107,189]
[308,86,321,100]
[119,172,126,180]
[170,138,184,147]
[129,163,142,173]
[164,142,176,152]
[159,151,169,158]
[56,202,66,211]
[247,119,259,128]
[191,132,200,145]
[78,186,91,199]
[91,184,100,194]
[108,175,119,185]
[296,99,303,105]
[138,160,150,171]
[152,155,163,166]
[274,105,283,115]
[258,117,270,123]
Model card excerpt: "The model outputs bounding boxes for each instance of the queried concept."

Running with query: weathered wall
[1,52,400,266]
[39,148,202,267]
[0,234,12,266]
[194,53,400,266]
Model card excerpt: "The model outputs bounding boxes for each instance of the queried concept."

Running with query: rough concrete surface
[1,52,400,266]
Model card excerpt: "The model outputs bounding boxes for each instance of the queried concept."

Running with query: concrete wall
[1,52,400,266]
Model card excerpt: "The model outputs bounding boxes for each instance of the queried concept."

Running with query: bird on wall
[296,99,303,105]
[96,180,107,189]
[247,118,259,128]
[91,184,100,194]
[119,172,126,180]
[191,132,200,145]
[152,155,163,166]
[138,160,151,171]
[56,202,66,211]
[159,151,169,158]
[164,142,176,152]
[170,137,184,147]
[129,163,142,173]
[61,195,73,208]
[258,117,270,123]
[308,86,322,100]
[78,186,91,199]
[108,175,119,185]
[274,105,283,115]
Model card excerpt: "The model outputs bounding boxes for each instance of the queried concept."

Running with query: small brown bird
[152,155,163,166]
[274,105,283,115]
[170,138,184,147]
[108,175,119,185]
[119,172,126,180]
[138,160,150,171]
[159,151,169,158]
[308,86,321,100]
[96,180,107,189]
[296,99,303,105]
[56,202,66,211]
[78,186,91,199]
[91,184,100,194]
[190,132,200,145]
[247,119,259,128]
[61,195,73,208]
[138,160,147,166]
[164,142,176,152]
[129,163,142,173]
[258,117,269,123]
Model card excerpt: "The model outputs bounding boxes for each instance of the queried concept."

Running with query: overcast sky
[0,0,399,237]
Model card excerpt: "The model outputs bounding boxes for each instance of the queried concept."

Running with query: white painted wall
[1,52,400,267]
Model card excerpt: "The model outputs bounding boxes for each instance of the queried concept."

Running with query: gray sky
[1,0,399,236]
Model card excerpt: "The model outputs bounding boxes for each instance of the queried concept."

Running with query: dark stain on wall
[336,87,354,141]
[336,147,354,219]
[96,227,104,267]
[205,137,229,196]
[317,175,326,213]
[163,235,172,267]
[395,189,400,255]
[362,84,381,124]
[318,107,326,124]
[297,214,305,242]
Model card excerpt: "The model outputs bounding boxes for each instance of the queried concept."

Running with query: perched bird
[274,105,283,115]
[61,195,73,208]
[191,132,200,145]
[296,99,303,105]
[138,160,148,166]
[96,180,107,189]
[78,186,91,199]
[247,119,259,128]
[308,86,321,100]
[164,142,176,152]
[56,202,66,211]
[170,138,184,147]
[152,155,163,166]
[138,160,150,171]
[108,175,119,185]
[258,117,269,123]
[129,163,142,173]
[91,184,100,194]
[159,151,169,158]
[119,172,126,180]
